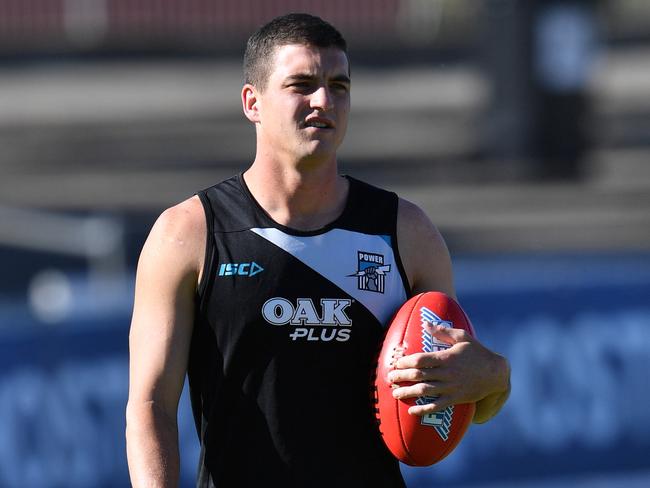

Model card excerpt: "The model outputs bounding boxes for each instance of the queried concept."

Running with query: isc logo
[218,262,264,277]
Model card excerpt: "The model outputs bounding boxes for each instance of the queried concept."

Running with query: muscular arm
[125,197,205,487]
[395,198,510,423]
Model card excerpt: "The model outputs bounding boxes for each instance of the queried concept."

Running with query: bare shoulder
[141,195,207,281]
[149,195,205,248]
[397,197,455,298]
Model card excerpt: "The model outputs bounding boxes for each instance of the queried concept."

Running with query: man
[126,13,510,488]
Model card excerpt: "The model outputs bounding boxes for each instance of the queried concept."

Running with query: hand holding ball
[373,292,476,466]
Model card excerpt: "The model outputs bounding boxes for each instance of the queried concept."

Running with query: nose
[310,85,333,111]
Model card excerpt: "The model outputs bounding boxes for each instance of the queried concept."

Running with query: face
[243,43,351,166]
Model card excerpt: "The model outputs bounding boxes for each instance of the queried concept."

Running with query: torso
[188,174,409,487]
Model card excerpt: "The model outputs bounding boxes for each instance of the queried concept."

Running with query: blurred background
[1,1,649,487]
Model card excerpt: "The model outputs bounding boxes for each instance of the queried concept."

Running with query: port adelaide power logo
[348,251,391,293]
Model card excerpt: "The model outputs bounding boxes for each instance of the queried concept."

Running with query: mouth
[303,117,335,130]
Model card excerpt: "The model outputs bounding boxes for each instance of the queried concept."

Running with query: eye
[330,82,350,93]
[289,81,313,91]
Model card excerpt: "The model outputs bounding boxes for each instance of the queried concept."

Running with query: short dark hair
[243,13,348,91]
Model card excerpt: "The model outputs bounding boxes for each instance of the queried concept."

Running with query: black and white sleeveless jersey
[189,174,410,487]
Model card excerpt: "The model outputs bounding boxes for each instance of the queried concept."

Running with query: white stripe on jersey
[251,227,407,326]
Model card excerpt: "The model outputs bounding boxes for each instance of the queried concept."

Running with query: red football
[374,291,476,466]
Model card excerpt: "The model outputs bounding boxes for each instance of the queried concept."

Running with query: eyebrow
[284,73,351,84]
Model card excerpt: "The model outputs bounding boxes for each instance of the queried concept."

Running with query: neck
[243,158,348,231]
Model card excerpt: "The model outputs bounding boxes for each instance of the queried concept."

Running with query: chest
[202,227,405,354]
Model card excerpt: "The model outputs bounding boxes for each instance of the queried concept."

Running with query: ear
[242,84,260,123]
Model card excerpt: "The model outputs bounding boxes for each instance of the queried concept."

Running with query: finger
[394,352,444,369]
[427,324,472,345]
[386,368,458,388]
[388,367,452,384]
[391,381,444,400]
[407,396,453,416]
[387,368,431,384]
